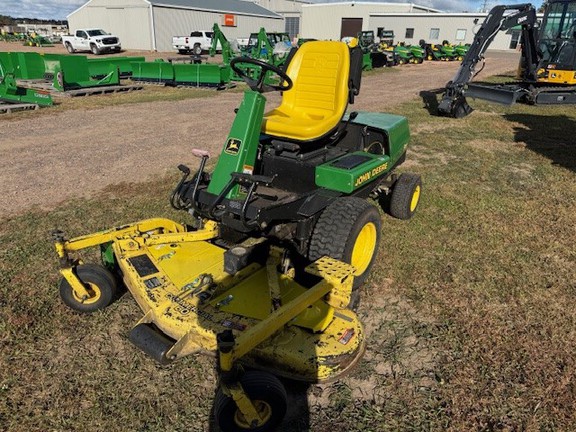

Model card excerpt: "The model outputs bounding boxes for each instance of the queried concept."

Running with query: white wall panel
[153,7,283,51]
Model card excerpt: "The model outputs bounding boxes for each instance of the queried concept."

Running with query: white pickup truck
[172,30,221,54]
[62,29,122,55]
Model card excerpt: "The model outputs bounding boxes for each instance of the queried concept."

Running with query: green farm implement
[0,71,53,107]
[0,51,121,92]
[241,28,292,68]
[0,57,53,107]
[132,24,235,88]
[131,58,231,88]
[88,56,145,78]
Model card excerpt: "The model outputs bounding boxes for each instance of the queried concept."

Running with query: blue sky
[0,0,544,20]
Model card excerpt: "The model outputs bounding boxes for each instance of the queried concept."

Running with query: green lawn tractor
[53,41,421,431]
[408,43,425,63]
[454,43,470,61]
[23,33,54,47]
[424,40,457,61]
[392,42,416,65]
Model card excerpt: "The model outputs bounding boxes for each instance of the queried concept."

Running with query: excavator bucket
[437,94,473,118]
[465,83,527,105]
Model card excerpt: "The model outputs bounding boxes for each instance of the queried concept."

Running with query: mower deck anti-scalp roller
[54,41,421,432]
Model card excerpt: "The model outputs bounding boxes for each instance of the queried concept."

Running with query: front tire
[309,197,381,290]
[90,44,100,55]
[214,371,287,432]
[59,264,117,313]
[389,173,422,220]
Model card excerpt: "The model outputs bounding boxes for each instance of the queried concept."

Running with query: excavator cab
[538,1,576,83]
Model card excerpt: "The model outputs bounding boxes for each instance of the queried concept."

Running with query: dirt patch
[0,46,519,218]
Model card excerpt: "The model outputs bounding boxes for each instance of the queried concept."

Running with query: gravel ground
[0,43,520,218]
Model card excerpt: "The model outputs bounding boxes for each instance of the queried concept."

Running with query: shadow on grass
[504,113,576,172]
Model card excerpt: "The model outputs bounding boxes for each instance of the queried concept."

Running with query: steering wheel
[230,57,293,93]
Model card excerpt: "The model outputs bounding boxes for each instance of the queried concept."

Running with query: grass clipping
[1,98,576,431]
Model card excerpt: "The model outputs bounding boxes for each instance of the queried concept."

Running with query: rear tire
[214,371,287,432]
[193,43,202,55]
[389,173,422,220]
[59,264,117,313]
[65,42,75,53]
[309,197,381,290]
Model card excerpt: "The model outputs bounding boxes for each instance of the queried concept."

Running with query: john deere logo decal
[225,138,241,155]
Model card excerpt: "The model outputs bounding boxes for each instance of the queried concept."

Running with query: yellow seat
[261,41,350,142]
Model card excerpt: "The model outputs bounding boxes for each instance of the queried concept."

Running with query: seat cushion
[261,41,350,141]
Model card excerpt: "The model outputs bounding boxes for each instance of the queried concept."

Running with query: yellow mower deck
[56,218,364,382]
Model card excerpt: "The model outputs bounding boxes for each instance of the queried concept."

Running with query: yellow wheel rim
[351,222,378,276]
[234,400,272,429]
[72,282,102,305]
[410,185,421,212]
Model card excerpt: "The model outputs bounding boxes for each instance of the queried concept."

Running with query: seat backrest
[261,41,351,141]
[283,40,350,119]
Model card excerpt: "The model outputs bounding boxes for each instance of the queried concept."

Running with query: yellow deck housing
[57,218,365,382]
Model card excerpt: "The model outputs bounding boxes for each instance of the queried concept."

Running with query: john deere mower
[425,40,457,61]
[53,41,420,431]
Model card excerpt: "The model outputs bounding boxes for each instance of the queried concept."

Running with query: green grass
[1,94,576,431]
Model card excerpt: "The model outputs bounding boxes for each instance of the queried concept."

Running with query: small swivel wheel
[230,57,293,93]
[59,264,117,313]
[214,371,288,432]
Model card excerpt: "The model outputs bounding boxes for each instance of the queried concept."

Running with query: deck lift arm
[438,4,539,117]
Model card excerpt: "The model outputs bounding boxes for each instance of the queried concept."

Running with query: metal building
[250,0,311,38]
[301,2,439,41]
[301,2,523,50]
[67,0,284,52]
[369,13,523,50]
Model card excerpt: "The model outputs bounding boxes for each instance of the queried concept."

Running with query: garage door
[340,18,363,39]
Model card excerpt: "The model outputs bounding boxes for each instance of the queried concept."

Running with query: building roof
[303,2,441,13]
[147,0,282,18]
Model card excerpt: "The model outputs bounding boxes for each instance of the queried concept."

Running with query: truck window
[87,29,107,36]
[206,32,214,39]
[189,31,203,37]
[76,30,86,38]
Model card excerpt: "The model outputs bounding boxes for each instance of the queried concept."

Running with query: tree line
[0,15,66,26]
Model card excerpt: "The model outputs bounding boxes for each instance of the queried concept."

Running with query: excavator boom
[438,0,576,118]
